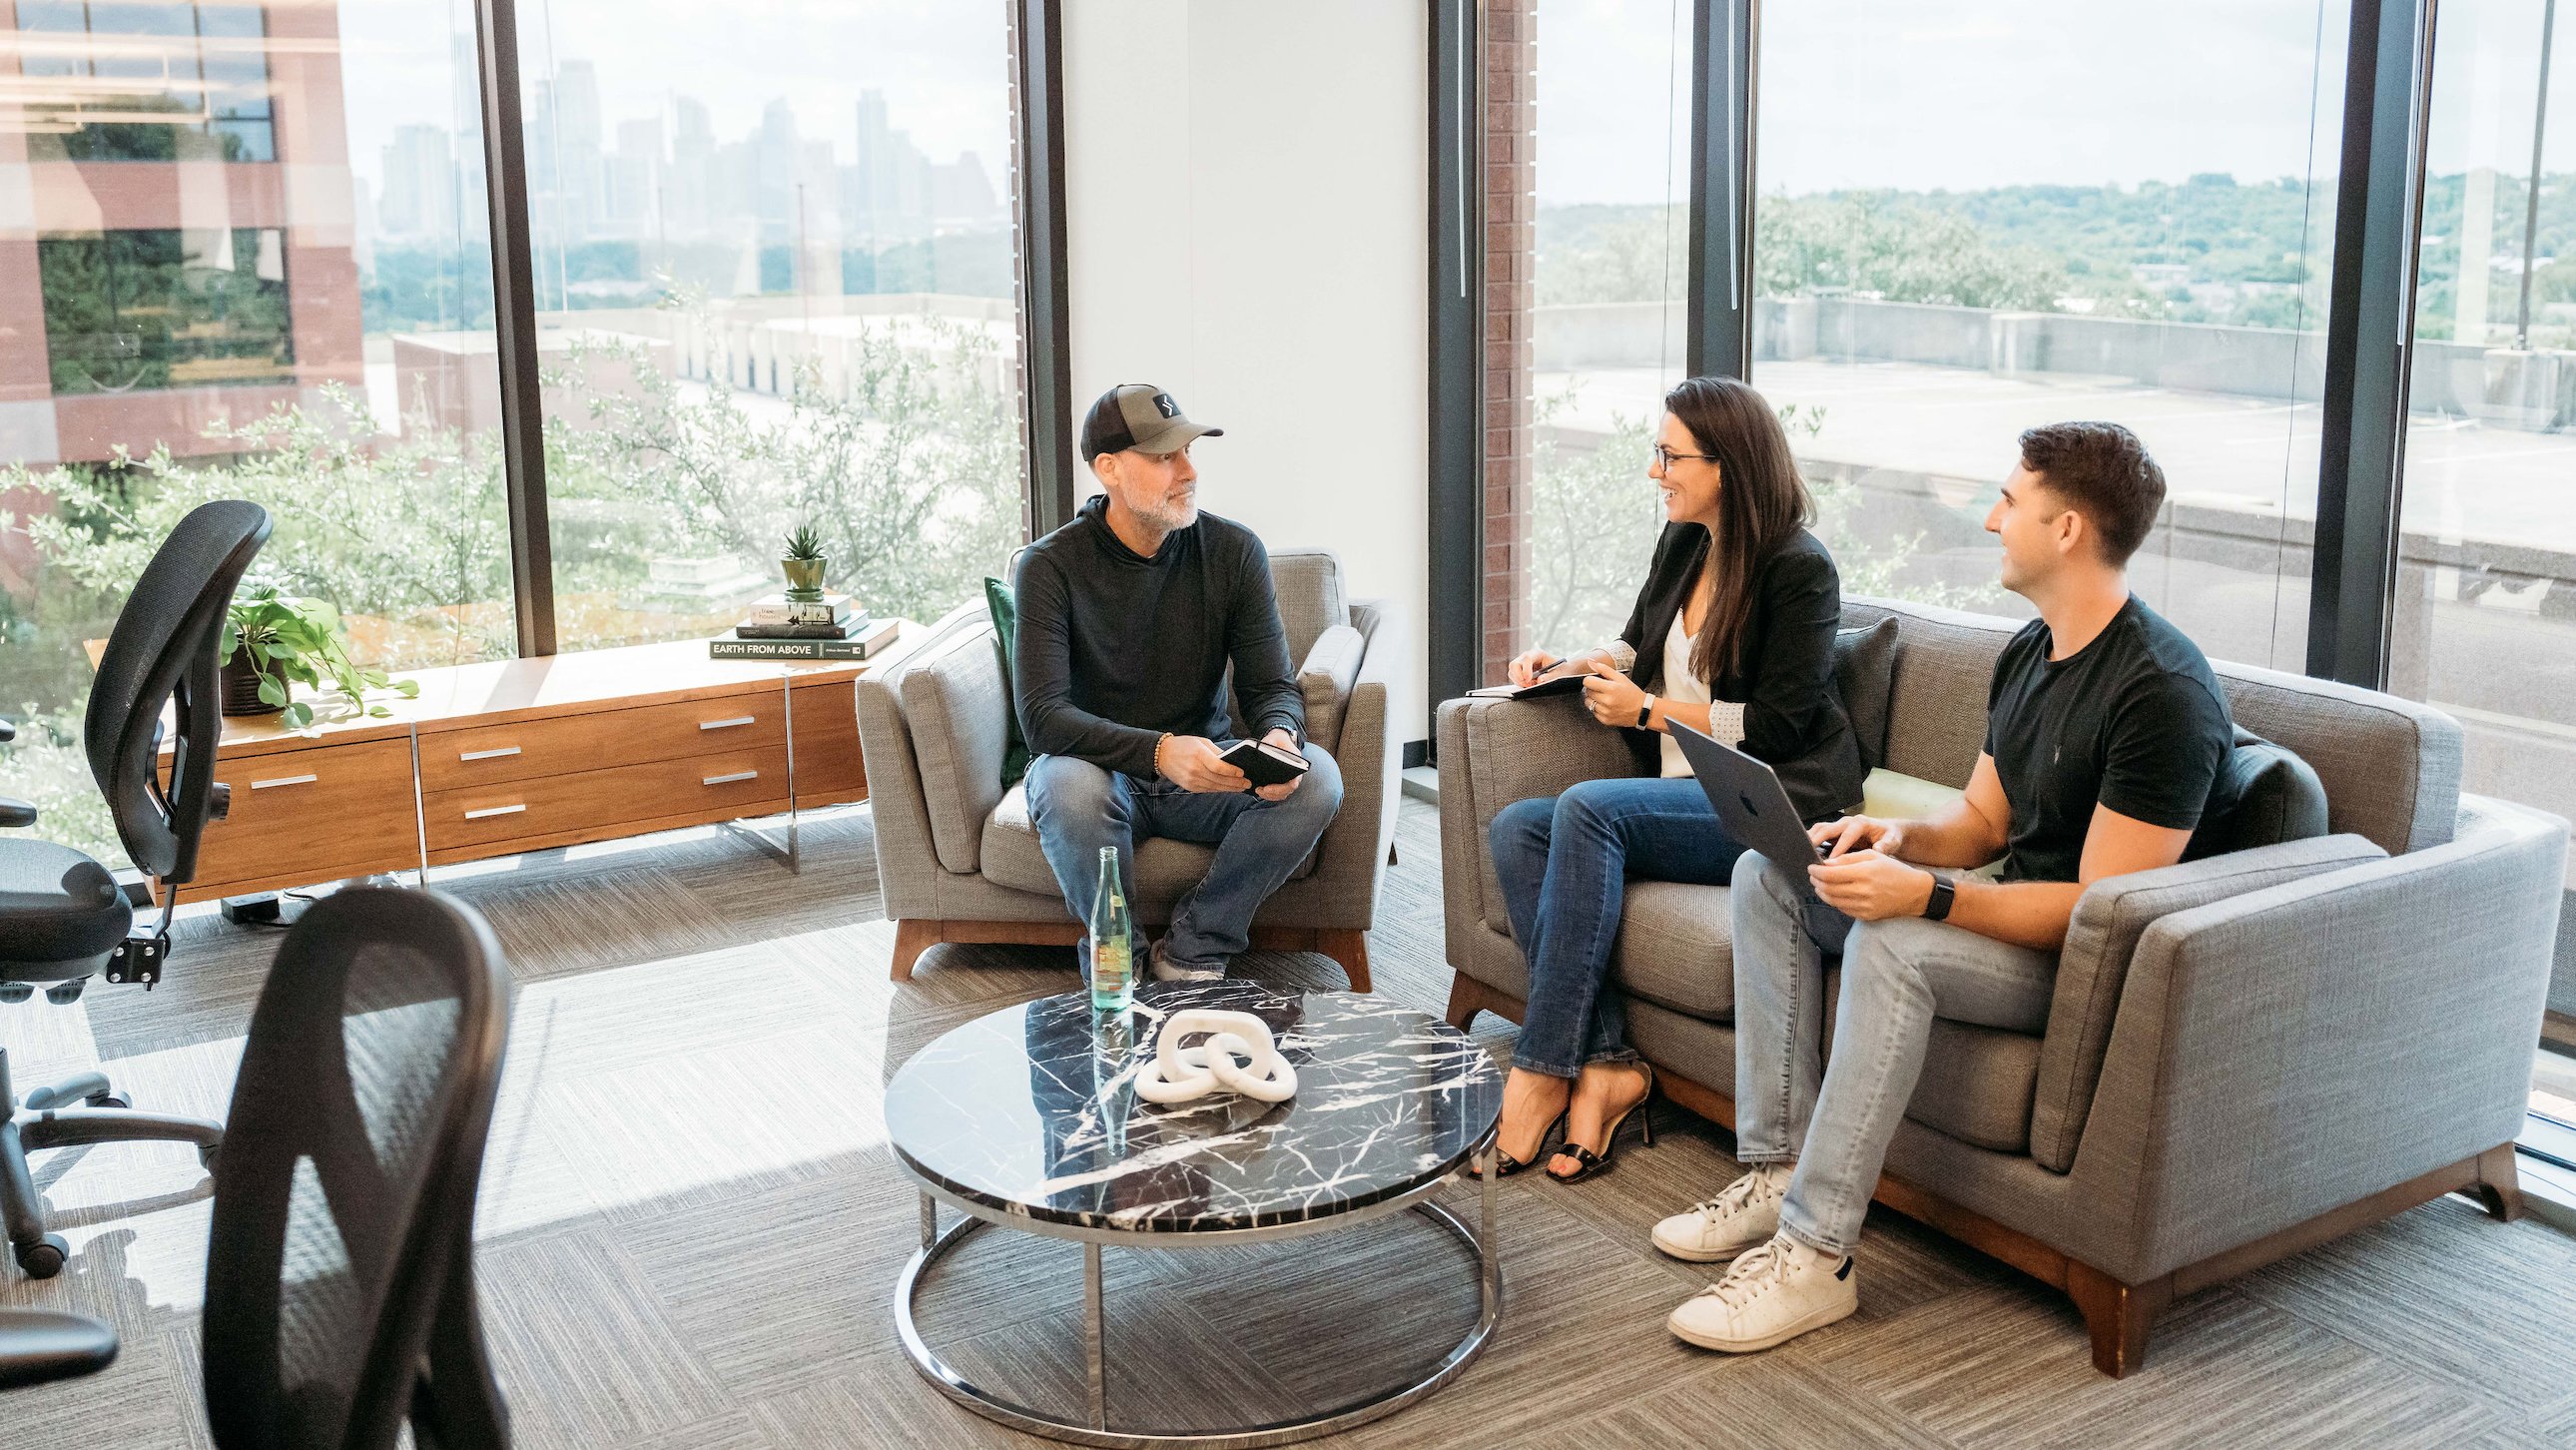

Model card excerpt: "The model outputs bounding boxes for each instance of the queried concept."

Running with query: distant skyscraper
[755,98,802,237]
[610,116,665,235]
[850,90,933,243]
[530,60,606,245]
[379,124,456,239]
[931,152,1001,225]
[667,96,714,240]
[449,34,489,243]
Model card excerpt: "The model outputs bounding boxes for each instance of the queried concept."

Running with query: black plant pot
[221,656,284,717]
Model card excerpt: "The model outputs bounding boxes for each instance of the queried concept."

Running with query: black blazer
[1617,523,1866,823]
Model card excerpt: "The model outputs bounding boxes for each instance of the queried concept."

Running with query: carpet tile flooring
[2,799,2572,1448]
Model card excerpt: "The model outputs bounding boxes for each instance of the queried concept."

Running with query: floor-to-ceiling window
[2390,0,2576,1133]
[509,0,1026,651]
[1484,0,1689,678]
[1749,0,2348,669]
[2,0,509,867]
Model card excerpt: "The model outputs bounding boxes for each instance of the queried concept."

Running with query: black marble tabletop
[886,981,1504,1234]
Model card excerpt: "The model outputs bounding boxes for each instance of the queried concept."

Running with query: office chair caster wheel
[0,984,30,1005]
[44,981,84,1006]
[15,1234,67,1279]
[84,1090,128,1109]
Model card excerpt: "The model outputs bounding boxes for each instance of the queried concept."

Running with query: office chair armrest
[0,1309,117,1391]
[0,797,35,829]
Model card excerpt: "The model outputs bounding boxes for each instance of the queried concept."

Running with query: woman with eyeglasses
[1479,374,1866,1184]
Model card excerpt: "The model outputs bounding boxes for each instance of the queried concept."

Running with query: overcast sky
[1538,0,2575,206]
[330,0,2571,207]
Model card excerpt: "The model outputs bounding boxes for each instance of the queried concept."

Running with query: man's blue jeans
[1729,850,2058,1255]
[1491,777,1745,1079]
[1025,744,1344,974]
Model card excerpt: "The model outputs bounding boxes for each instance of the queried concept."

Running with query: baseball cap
[1079,383,1224,463]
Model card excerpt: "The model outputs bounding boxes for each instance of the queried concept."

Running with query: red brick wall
[2,1,361,465]
[1481,0,1537,687]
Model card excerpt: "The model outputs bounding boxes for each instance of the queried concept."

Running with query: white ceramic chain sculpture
[1134,1010,1299,1104]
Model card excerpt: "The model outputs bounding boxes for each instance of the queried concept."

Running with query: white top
[1658,609,1717,777]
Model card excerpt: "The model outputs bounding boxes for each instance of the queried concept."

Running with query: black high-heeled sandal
[1470,1106,1569,1179]
[1547,1065,1656,1184]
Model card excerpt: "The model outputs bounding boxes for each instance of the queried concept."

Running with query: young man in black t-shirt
[1651,421,2242,1354]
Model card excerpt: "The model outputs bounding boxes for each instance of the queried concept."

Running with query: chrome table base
[894,1139,1501,1449]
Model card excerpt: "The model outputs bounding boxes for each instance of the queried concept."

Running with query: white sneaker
[1148,938,1225,983]
[1650,1163,1791,1263]
[1666,1233,1857,1353]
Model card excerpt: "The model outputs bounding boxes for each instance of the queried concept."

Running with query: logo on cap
[1153,392,1179,418]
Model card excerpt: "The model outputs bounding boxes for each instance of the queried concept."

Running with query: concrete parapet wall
[1543,295,2573,431]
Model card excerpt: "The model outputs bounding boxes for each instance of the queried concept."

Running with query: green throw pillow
[984,577,1030,789]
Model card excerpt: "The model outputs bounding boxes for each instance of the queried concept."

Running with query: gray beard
[1136,498,1199,534]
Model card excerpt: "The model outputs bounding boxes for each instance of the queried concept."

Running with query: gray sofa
[1437,594,2566,1376]
[859,546,1398,989]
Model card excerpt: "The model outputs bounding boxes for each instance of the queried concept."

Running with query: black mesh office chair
[0,886,514,1447]
[0,498,272,1276]
[0,1308,117,1389]
[203,884,513,1448]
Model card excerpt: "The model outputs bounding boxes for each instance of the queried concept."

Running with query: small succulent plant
[783,526,826,562]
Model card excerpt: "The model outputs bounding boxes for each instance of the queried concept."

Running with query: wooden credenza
[167,633,908,901]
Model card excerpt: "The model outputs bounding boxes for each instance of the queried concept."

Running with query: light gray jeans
[1729,850,2059,1256]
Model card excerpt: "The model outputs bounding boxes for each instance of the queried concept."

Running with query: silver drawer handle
[458,745,522,761]
[462,804,527,820]
[249,773,318,790]
[699,716,757,731]
[701,770,759,786]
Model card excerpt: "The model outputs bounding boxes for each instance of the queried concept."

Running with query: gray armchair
[1437,594,2565,1376]
[859,546,1398,990]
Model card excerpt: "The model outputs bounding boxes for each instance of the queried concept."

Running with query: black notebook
[1466,662,1590,700]
[1218,739,1313,789]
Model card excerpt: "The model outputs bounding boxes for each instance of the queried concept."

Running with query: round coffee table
[886,980,1505,1448]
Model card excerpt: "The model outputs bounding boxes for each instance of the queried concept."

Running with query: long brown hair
[1665,375,1815,683]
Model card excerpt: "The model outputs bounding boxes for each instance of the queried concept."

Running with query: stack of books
[709,593,903,660]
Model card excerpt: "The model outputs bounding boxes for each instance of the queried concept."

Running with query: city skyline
[368,56,1003,256]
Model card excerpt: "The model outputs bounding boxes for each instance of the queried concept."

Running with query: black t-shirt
[1983,596,2239,883]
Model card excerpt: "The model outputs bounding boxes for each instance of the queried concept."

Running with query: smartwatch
[1636,694,1657,730]
[1921,872,1956,922]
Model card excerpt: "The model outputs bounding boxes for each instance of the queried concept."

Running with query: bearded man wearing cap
[1010,383,1345,983]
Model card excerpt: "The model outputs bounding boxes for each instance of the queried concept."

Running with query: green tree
[544,302,1022,632]
[1755,193,2067,311]
[1522,397,1987,662]
[1535,207,1687,307]
[12,388,515,673]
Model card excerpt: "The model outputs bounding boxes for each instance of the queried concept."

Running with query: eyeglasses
[1652,444,1718,470]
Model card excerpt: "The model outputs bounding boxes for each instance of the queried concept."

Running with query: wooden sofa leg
[2473,1141,2525,1222]
[891,920,939,983]
[2067,1262,2170,1378]
[1442,974,1484,1032]
[1317,929,1372,993]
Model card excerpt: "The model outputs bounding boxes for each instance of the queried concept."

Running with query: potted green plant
[219,586,421,730]
[781,525,828,601]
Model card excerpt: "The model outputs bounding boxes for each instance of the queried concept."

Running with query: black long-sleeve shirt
[1012,494,1303,778]
[1617,523,1865,822]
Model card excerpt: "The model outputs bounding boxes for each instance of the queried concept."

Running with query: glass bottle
[1088,846,1134,1012]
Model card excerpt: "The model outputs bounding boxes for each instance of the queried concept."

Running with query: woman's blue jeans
[1490,776,1745,1079]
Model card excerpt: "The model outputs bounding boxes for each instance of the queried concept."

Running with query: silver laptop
[1665,720,1833,900]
